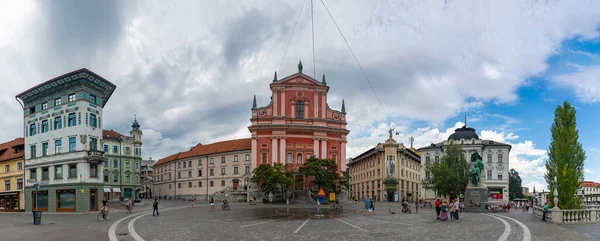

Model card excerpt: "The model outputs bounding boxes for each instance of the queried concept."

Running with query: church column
[321,139,327,159]
[314,91,319,118]
[321,93,326,118]
[291,102,295,118]
[313,138,320,158]
[280,138,286,164]
[271,137,278,164]
[273,91,278,116]
[341,141,347,170]
[251,136,257,169]
[280,90,285,117]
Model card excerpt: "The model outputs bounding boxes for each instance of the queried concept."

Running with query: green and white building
[101,120,143,201]
[16,68,116,212]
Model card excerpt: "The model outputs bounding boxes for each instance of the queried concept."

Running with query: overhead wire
[319,0,391,120]
[311,0,316,78]
[278,0,308,72]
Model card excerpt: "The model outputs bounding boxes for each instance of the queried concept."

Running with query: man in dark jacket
[153,198,159,216]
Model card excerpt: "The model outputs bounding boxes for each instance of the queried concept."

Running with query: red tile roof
[103,129,124,139]
[580,181,600,187]
[154,138,251,166]
[0,138,24,162]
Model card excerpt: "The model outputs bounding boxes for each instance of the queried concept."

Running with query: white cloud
[480,130,519,143]
[524,181,548,193]
[554,65,600,103]
[1,1,600,162]
[584,169,594,174]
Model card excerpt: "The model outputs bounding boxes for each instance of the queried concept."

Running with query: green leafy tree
[299,156,340,193]
[509,169,524,200]
[340,171,351,193]
[545,101,586,209]
[273,163,294,200]
[251,163,294,200]
[428,144,469,200]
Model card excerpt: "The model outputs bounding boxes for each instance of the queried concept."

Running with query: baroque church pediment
[274,73,327,87]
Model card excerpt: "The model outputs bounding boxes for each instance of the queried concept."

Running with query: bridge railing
[532,206,600,224]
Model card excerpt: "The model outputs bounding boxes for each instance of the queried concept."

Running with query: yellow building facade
[348,133,421,202]
[0,138,25,211]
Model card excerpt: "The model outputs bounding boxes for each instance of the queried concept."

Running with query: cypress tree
[544,101,586,209]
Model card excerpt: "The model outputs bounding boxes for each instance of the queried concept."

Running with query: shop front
[0,192,22,212]
[25,184,105,213]
[488,188,504,203]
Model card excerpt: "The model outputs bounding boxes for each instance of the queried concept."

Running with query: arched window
[296,153,303,164]
[296,101,304,118]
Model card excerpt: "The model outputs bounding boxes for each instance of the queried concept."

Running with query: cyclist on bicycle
[101,198,108,218]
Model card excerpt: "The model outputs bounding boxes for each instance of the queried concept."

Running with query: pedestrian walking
[449,202,455,220]
[210,197,215,211]
[364,198,371,216]
[371,199,375,215]
[434,199,441,220]
[454,199,460,220]
[191,196,196,208]
[152,198,159,216]
[542,203,549,221]
[415,200,419,214]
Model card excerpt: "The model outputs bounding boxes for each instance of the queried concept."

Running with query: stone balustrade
[533,206,600,224]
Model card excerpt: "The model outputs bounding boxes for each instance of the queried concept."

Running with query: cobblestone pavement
[493,208,598,241]
[3,201,600,241]
[112,201,523,241]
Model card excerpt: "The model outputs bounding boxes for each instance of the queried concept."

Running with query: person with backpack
[153,198,159,216]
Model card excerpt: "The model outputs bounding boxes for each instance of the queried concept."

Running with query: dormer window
[296,101,304,118]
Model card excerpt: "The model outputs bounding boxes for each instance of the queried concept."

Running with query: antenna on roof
[464,113,467,128]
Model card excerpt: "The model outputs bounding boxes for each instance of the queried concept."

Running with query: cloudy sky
[1,0,600,192]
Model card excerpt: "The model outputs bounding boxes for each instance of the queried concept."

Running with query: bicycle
[329,202,343,212]
[249,199,256,205]
[97,209,110,221]
[222,200,230,211]
[402,205,411,214]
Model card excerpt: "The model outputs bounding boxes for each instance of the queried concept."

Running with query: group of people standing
[434,199,461,221]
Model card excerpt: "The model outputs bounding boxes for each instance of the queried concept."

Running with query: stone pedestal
[464,187,489,213]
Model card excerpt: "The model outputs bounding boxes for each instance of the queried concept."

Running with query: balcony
[86,150,106,164]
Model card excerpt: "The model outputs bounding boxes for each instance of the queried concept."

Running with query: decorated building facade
[418,124,511,204]
[248,64,349,190]
[101,121,143,201]
[152,139,252,201]
[0,138,25,211]
[16,68,115,212]
[347,133,421,202]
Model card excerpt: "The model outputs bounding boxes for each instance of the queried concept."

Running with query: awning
[112,188,121,193]
[103,188,111,192]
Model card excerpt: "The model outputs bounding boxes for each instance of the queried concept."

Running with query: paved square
[1,201,599,241]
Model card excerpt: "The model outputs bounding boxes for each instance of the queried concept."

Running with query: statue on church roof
[298,60,303,73]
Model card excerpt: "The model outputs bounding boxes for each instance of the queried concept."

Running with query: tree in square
[427,144,469,200]
[545,101,586,209]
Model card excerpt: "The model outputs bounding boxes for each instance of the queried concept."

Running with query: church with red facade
[248,63,349,181]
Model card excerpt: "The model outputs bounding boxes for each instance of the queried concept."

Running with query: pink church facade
[248,69,349,186]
